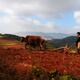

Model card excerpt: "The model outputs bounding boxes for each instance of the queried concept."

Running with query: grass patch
[0,36,3,38]
[0,42,17,46]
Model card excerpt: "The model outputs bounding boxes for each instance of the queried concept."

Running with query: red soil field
[0,37,17,42]
[0,38,80,78]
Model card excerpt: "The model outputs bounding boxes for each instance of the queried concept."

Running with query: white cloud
[74,11,80,24]
[74,26,80,29]
[21,18,56,33]
[1,0,80,18]
[33,19,41,25]
[0,0,80,34]
[71,11,80,33]
[35,22,56,32]
[71,26,80,33]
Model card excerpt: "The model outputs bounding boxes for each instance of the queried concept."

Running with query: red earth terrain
[0,38,80,78]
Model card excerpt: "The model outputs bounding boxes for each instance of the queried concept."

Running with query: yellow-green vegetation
[0,36,3,38]
[0,42,17,46]
[46,41,55,49]
[60,75,78,80]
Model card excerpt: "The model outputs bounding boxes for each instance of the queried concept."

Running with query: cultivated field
[0,38,80,80]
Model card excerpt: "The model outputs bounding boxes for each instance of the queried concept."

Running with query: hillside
[48,36,77,48]
[0,33,21,41]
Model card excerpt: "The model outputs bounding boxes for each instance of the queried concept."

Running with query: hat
[77,32,80,35]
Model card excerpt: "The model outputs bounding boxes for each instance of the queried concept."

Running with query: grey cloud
[1,0,80,18]
[0,0,80,33]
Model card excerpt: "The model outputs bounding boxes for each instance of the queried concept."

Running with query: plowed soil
[0,38,80,78]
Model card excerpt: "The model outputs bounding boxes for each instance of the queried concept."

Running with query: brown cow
[21,35,46,50]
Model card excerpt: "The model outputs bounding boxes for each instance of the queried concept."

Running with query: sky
[0,0,80,34]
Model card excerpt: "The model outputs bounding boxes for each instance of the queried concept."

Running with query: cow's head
[21,37,25,42]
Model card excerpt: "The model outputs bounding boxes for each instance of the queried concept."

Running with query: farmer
[76,32,80,53]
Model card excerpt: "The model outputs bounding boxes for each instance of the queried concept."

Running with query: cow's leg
[77,48,80,53]
[25,43,27,49]
[40,42,45,50]
[39,43,43,50]
[41,40,47,50]
[34,40,40,50]
[29,40,36,50]
[43,43,47,50]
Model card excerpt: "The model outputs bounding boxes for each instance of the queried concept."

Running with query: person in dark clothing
[76,32,80,53]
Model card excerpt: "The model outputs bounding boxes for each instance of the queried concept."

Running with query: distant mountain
[48,36,77,48]
[16,32,72,40]
[0,33,21,41]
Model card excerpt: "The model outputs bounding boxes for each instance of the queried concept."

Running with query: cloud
[72,11,80,33]
[34,22,57,32]
[1,0,80,18]
[21,18,57,33]
[70,26,80,33]
[74,11,80,24]
[0,0,80,34]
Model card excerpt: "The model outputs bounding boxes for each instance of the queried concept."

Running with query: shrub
[60,75,78,80]
[48,70,61,80]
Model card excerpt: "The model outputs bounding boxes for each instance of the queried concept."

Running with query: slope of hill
[49,36,77,48]
[0,33,21,41]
